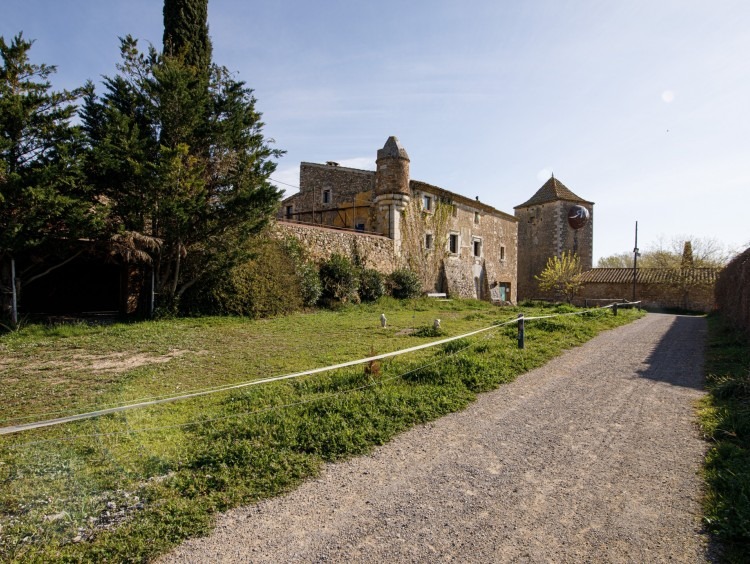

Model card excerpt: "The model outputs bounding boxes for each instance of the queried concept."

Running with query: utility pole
[632,221,639,302]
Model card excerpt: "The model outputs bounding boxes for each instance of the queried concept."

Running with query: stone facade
[282,164,377,232]
[514,176,594,300]
[278,136,518,302]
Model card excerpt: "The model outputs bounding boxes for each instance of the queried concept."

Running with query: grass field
[0,299,642,562]
[699,314,750,562]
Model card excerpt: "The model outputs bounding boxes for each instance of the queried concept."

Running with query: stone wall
[516,200,593,300]
[575,281,715,312]
[715,247,750,334]
[274,221,398,273]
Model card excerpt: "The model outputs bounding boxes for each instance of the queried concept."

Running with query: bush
[181,237,303,317]
[358,268,385,302]
[387,269,422,299]
[277,233,321,307]
[298,262,322,307]
[412,325,446,338]
[319,254,360,305]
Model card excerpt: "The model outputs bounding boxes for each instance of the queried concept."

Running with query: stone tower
[514,176,594,300]
[374,136,411,253]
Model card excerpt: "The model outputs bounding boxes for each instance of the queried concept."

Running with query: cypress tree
[163,0,212,73]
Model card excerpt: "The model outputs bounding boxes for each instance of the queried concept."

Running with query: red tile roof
[580,267,720,284]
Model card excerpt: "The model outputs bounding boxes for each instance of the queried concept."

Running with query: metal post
[10,257,18,325]
[150,267,155,318]
[632,221,639,302]
[517,313,525,349]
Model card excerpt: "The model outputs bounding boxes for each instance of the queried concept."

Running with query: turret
[375,136,410,196]
[373,136,411,251]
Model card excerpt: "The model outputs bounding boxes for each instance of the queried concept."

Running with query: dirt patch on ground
[4,350,198,375]
[85,350,195,373]
[163,314,713,563]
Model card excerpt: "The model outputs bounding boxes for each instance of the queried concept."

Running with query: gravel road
[162,313,711,563]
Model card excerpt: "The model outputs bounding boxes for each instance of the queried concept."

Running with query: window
[423,195,432,212]
[500,246,506,261]
[355,223,365,232]
[473,239,482,257]
[452,204,458,218]
[322,189,331,204]
[474,211,480,224]
[425,233,433,250]
[285,205,293,219]
[449,233,459,254]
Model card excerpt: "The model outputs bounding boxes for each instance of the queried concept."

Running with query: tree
[596,252,633,268]
[163,0,212,73]
[82,31,282,310]
[681,241,694,268]
[536,251,583,304]
[0,34,107,323]
[597,236,731,269]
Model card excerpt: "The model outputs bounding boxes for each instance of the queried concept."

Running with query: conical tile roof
[515,176,592,208]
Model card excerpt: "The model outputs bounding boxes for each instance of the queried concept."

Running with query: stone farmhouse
[277,136,519,302]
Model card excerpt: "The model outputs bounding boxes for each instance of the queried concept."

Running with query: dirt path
[162,313,711,563]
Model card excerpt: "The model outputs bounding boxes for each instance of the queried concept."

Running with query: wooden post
[613,302,618,316]
[517,313,525,349]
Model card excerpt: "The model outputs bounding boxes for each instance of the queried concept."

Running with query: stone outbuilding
[514,176,594,300]
[576,267,719,312]
[278,136,518,302]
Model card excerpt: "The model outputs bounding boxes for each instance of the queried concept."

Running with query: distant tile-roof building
[579,267,719,285]
[577,267,719,312]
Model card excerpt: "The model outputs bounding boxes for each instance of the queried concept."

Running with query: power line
[270,177,300,190]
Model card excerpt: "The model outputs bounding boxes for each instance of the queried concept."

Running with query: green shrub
[298,262,322,307]
[182,237,303,317]
[413,325,446,338]
[387,269,422,299]
[278,233,321,307]
[358,268,385,302]
[319,254,360,305]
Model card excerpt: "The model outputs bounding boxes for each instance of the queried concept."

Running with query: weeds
[699,314,750,560]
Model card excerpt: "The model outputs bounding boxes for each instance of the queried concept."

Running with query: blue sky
[4,0,749,261]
